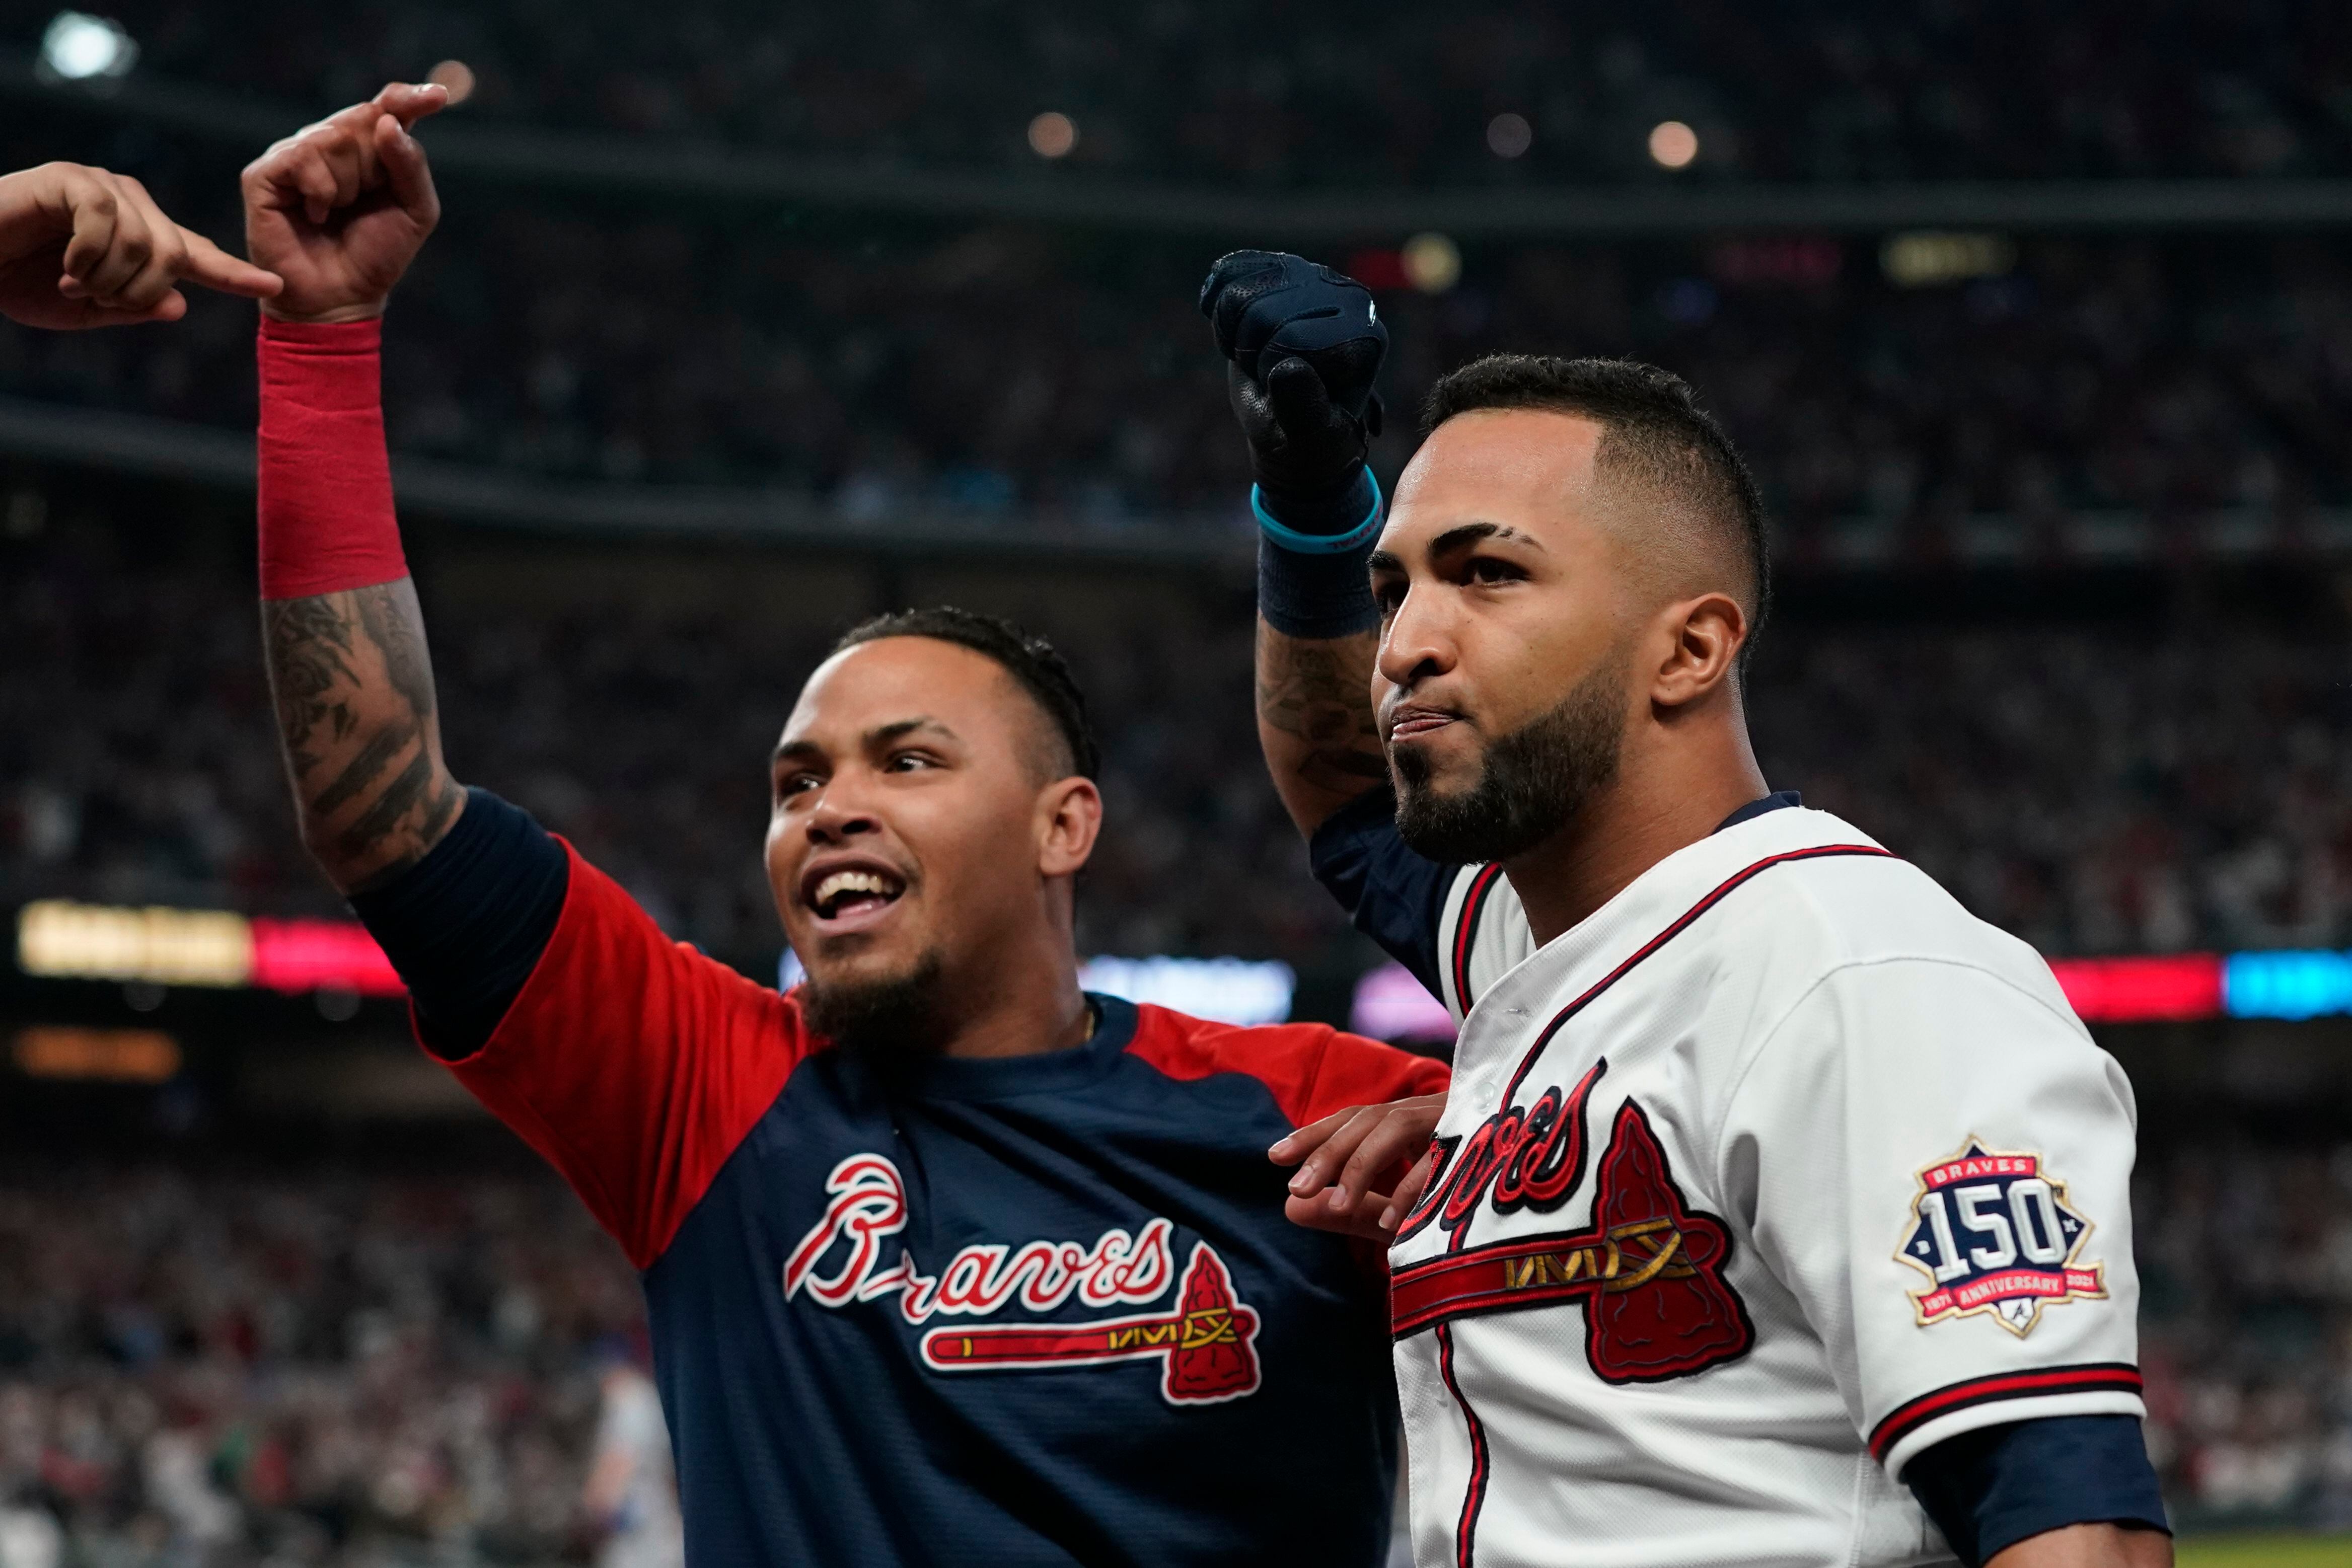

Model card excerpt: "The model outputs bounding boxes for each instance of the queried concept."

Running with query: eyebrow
[771,716,961,765]
[1428,520,1545,555]
[1368,521,1546,576]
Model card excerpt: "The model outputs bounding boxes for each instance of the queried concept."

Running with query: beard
[1391,651,1629,866]
[800,948,950,1065]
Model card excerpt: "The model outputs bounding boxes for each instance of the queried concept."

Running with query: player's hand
[1269,1092,1445,1242]
[244,82,449,324]
[0,163,282,329]
[1198,250,1387,510]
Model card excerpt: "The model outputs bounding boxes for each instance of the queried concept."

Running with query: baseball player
[1208,254,2170,1568]
[228,96,1448,1564]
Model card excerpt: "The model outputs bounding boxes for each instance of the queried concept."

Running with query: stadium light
[1486,113,1532,159]
[38,12,136,82]
[1881,231,2017,288]
[1402,232,1460,293]
[12,1026,179,1083]
[1027,112,1078,160]
[1648,120,1699,170]
[426,59,476,106]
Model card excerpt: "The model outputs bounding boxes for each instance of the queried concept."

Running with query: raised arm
[242,83,454,892]
[1254,620,1385,838]
[1198,251,1392,840]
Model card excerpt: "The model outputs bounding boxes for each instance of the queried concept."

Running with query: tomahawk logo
[783,1155,1262,1405]
[923,1243,1263,1405]
[1391,1099,1754,1383]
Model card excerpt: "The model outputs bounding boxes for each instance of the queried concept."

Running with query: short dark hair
[1422,354,1771,666]
[831,606,1100,781]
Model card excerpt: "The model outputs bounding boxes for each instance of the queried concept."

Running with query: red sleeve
[1126,1006,1449,1129]
[436,842,816,1267]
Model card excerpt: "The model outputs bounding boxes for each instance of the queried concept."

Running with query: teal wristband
[1251,471,1384,555]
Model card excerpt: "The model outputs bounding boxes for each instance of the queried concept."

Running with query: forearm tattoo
[262,580,460,885]
[1255,626,1388,796]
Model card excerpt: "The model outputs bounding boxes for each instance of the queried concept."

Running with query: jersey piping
[1448,864,1508,1016]
[1868,1364,2146,1464]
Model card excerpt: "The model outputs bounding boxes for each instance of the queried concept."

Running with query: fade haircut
[831,607,1101,782]
[1421,354,1771,670]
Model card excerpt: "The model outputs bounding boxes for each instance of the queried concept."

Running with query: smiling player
[1204,253,2169,1568]
[236,95,1444,1565]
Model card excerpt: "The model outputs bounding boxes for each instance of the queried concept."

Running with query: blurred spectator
[51,0,2352,187]
[2138,1141,2352,1531]
[0,1163,643,1567]
[6,131,2351,535]
[581,1354,679,1568]
[6,525,2350,966]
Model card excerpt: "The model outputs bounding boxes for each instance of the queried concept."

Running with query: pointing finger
[174,229,282,298]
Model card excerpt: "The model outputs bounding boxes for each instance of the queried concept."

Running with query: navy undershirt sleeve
[1306,787,1458,1000]
[345,786,569,1061]
[1905,1415,2168,1566]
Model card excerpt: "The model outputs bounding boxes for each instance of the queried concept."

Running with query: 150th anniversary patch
[1895,1139,2106,1337]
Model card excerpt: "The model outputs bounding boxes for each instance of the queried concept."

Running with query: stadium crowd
[0,1135,2347,1567]
[3,525,2348,972]
[0,1163,645,1568]
[4,199,2350,534]
[58,0,2352,186]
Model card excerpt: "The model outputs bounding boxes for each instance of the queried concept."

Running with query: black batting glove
[1199,250,1387,531]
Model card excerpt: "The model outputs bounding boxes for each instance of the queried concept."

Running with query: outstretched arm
[242,82,454,891]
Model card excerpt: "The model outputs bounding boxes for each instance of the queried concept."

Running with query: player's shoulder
[1124,1003,1448,1126]
[1723,807,2068,1009]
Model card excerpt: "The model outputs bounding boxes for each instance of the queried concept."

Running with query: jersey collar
[1714,789,1802,835]
[880,993,1141,1102]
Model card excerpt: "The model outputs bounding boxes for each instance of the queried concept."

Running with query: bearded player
[233,94,1444,1565]
[1205,255,2169,1568]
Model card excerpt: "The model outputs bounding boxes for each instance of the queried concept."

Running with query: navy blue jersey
[439,844,1448,1566]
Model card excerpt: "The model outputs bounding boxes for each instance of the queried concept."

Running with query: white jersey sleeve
[1434,864,1537,1023]
[1718,951,2145,1479]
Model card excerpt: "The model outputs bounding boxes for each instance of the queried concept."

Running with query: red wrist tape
[256,317,408,601]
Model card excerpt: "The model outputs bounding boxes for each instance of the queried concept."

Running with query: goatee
[801,950,950,1065]
[1391,653,1628,865]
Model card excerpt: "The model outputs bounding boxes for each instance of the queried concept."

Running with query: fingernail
[1327,1188,1349,1211]
[1288,1170,1313,1194]
[1379,1207,1399,1230]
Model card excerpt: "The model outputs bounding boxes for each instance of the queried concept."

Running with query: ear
[1649,591,1748,712]
[1036,776,1105,879]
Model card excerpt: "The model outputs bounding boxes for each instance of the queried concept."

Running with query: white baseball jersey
[1390,804,2143,1568]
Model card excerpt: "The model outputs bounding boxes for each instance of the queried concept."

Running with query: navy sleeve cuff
[1905,1415,2168,1567]
[1307,787,1456,1000]
[1254,466,1380,639]
[346,786,569,1060]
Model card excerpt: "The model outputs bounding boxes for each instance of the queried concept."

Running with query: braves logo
[1896,1139,2105,1337]
[1402,1060,1607,1243]
[923,1243,1262,1405]
[783,1155,1261,1405]
[1394,1063,1752,1383]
